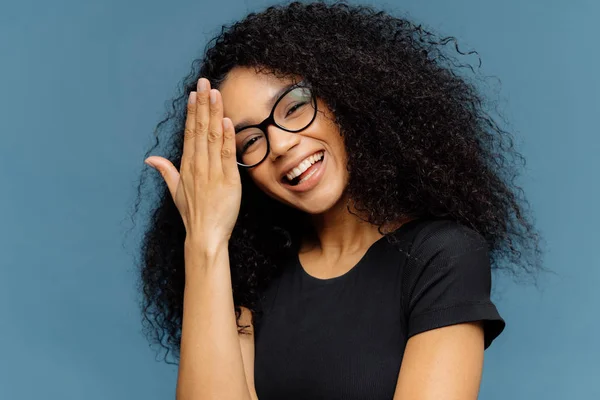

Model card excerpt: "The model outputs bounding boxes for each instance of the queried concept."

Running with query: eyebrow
[233,82,298,132]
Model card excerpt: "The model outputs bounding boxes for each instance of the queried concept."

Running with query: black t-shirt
[254,218,506,400]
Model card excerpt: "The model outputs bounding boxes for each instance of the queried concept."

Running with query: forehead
[219,67,299,123]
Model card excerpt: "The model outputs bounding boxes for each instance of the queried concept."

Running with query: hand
[144,78,241,247]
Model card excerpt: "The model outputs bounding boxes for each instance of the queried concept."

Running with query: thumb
[144,156,179,199]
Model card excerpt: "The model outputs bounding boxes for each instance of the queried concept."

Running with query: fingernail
[189,92,196,104]
[144,160,154,168]
[210,89,217,104]
[198,78,208,92]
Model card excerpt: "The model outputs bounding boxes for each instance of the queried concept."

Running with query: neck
[302,192,409,258]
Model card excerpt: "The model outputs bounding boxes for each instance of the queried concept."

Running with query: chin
[280,181,347,215]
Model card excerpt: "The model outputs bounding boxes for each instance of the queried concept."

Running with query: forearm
[176,239,252,400]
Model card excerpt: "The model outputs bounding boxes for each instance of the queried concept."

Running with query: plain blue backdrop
[1,0,598,398]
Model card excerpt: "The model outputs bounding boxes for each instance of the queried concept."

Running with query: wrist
[183,237,230,280]
[184,235,229,254]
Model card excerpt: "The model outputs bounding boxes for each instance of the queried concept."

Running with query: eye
[242,136,261,152]
[286,102,307,117]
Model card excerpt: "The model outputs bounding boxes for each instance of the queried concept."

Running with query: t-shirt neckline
[295,218,421,285]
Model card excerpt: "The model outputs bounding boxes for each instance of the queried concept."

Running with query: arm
[176,240,254,400]
[145,79,253,400]
[238,306,259,400]
[393,321,485,400]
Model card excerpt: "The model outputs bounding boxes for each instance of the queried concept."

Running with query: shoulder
[398,219,505,350]
[401,218,493,302]
[406,218,488,259]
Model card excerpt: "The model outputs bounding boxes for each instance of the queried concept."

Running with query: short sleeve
[404,220,506,349]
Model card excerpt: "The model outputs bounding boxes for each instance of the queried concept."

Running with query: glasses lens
[236,127,267,167]
[235,86,316,167]
[274,87,315,132]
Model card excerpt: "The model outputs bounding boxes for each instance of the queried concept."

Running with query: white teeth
[286,151,324,181]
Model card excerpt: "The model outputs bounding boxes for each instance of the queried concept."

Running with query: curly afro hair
[129,0,546,363]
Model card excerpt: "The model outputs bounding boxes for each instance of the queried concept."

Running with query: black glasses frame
[235,82,318,168]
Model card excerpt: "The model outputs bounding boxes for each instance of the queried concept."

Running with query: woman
[137,2,544,399]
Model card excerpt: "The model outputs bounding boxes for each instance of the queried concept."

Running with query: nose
[267,125,301,161]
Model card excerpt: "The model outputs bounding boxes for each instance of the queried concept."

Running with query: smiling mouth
[281,153,325,187]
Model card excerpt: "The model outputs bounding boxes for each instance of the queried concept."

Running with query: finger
[194,78,210,173]
[207,89,224,179]
[221,117,239,180]
[145,156,180,200]
[182,91,197,168]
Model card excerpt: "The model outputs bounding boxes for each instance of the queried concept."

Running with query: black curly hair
[129,0,547,364]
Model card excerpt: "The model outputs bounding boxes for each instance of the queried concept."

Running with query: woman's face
[219,66,349,214]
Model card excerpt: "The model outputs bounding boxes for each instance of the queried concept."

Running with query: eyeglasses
[235,83,318,168]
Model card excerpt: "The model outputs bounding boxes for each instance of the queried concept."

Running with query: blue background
[1,0,597,398]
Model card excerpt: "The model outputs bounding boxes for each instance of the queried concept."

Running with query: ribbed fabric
[254,218,505,400]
